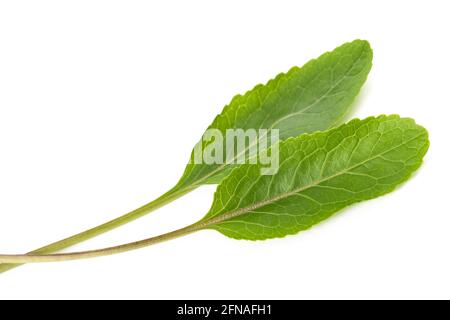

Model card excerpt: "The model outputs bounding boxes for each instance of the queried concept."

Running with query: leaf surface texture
[176,40,373,187]
[200,115,429,240]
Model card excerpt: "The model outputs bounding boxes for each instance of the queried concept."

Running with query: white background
[0,1,448,300]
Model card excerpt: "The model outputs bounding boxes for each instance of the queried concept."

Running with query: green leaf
[175,39,373,187]
[200,115,429,240]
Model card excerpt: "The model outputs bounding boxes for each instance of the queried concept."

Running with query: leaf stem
[0,221,205,263]
[0,186,194,271]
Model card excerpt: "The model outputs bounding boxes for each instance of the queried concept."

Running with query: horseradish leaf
[176,39,373,187]
[200,115,429,240]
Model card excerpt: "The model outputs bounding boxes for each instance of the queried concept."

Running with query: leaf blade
[176,39,373,187]
[201,115,429,240]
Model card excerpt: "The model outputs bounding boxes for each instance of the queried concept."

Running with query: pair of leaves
[6,39,421,266]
